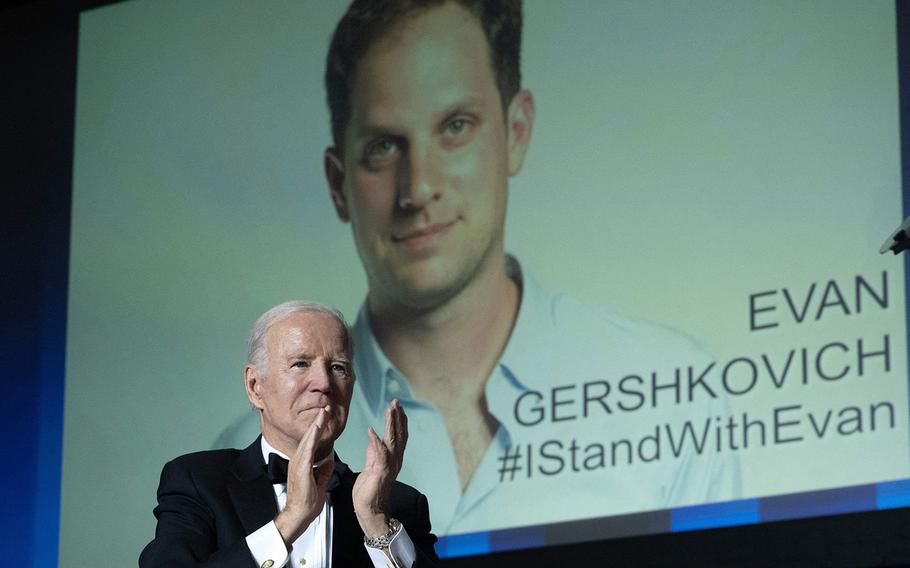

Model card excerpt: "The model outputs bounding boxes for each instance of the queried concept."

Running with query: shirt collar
[259,435,333,473]
[495,255,562,391]
[352,305,409,416]
[351,255,559,414]
[260,435,288,465]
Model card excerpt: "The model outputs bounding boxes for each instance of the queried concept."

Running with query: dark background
[3,1,910,565]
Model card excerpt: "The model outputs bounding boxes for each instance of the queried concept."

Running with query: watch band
[363,517,402,549]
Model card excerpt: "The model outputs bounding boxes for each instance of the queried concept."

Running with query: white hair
[247,300,353,371]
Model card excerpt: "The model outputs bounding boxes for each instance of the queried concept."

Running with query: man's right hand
[274,406,335,547]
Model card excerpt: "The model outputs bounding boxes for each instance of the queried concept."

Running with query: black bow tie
[265,453,342,491]
[266,453,290,484]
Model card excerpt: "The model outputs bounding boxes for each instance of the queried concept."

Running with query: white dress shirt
[245,437,417,568]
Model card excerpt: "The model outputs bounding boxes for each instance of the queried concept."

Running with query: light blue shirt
[335,258,742,535]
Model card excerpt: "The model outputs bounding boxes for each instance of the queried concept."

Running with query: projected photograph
[61,1,907,565]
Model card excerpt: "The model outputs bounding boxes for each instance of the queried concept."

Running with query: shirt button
[299,559,307,566]
[387,380,401,394]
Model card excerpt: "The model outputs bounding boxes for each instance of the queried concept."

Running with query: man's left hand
[352,398,408,537]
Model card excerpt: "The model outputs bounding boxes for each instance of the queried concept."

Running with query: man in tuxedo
[140,301,438,567]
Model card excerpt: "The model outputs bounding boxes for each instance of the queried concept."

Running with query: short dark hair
[325,0,523,150]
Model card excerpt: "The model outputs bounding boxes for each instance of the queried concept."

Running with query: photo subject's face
[333,3,512,308]
[251,311,354,455]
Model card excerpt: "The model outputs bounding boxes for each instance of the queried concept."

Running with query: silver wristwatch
[363,517,402,549]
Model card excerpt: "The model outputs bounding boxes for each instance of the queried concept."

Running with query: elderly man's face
[245,311,354,458]
[326,2,532,309]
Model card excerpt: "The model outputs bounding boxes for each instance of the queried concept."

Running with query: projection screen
[62,1,907,565]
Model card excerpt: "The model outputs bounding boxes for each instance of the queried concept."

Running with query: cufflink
[261,560,274,568]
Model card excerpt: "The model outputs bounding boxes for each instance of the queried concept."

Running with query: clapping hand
[352,399,408,537]
[274,406,336,546]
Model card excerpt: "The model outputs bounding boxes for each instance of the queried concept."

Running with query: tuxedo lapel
[227,436,279,535]
[329,459,371,565]
[222,444,371,564]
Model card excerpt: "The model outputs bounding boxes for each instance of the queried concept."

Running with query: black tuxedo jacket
[139,437,439,567]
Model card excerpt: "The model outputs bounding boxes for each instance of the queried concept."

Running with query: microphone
[880,213,910,255]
